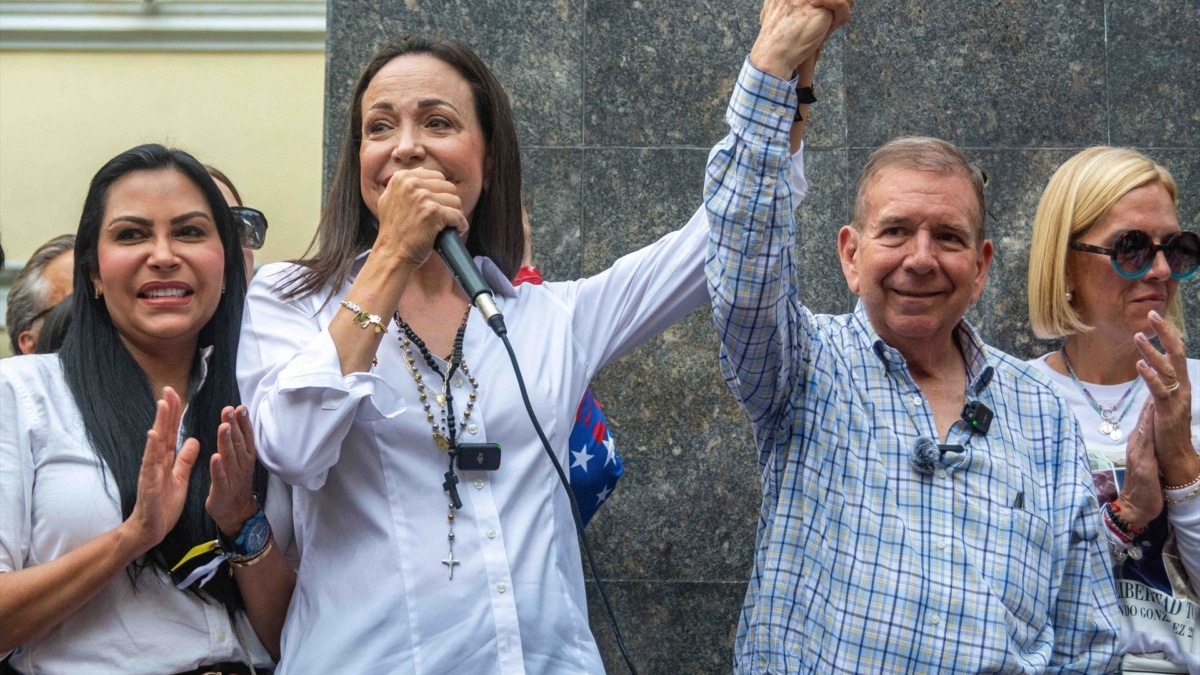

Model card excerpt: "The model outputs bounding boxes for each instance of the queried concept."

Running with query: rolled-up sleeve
[237,264,407,490]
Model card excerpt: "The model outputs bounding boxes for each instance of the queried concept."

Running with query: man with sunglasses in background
[207,165,269,282]
[5,234,74,356]
[705,4,1122,662]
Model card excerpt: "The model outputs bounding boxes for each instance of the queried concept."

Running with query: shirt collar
[854,300,994,387]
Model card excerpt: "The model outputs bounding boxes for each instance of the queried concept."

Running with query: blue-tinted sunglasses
[1069,230,1199,281]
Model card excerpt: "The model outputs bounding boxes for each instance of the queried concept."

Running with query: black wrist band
[795,84,816,122]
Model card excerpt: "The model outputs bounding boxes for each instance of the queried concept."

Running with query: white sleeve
[0,364,35,575]
[237,265,407,490]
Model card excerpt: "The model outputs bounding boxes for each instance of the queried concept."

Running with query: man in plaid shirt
[704,1,1121,672]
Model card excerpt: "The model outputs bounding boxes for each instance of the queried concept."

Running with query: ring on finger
[1165,380,1181,393]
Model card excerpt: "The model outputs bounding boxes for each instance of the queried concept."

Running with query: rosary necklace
[1060,345,1141,441]
[394,305,478,580]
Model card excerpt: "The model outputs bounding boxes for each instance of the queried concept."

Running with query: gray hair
[6,234,75,353]
[852,136,988,243]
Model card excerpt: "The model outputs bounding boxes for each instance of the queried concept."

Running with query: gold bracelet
[340,300,386,334]
[1164,478,1200,505]
[228,536,274,569]
[1162,466,1200,492]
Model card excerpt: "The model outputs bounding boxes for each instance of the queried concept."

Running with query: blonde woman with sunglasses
[1028,146,1200,673]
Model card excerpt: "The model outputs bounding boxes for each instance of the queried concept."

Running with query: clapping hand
[206,405,262,537]
[123,387,200,556]
[1115,400,1164,530]
[1136,310,1198,488]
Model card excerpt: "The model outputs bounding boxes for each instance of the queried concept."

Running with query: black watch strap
[794,84,816,122]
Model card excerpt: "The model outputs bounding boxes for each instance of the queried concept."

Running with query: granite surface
[1108,3,1200,147]
[325,1,1199,670]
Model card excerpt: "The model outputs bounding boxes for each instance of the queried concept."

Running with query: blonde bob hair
[1027,146,1180,339]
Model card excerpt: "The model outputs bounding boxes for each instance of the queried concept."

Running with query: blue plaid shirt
[705,60,1121,674]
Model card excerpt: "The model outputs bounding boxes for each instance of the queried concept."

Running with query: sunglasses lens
[1166,232,1200,279]
[1112,230,1153,277]
[231,208,267,250]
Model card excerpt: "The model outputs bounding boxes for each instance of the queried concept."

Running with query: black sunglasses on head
[230,206,269,250]
[1069,229,1199,281]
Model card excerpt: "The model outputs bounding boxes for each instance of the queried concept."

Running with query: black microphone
[910,436,967,476]
[434,228,506,336]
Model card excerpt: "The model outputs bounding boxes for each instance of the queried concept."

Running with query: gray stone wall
[325,1,1198,671]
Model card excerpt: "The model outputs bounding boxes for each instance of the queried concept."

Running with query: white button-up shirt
[0,354,285,674]
[238,202,725,674]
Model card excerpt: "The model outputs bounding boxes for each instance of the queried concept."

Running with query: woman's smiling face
[91,168,226,357]
[358,54,489,224]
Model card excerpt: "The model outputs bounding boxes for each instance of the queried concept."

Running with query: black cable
[497,331,639,675]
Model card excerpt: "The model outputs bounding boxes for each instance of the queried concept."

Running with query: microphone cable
[494,327,639,675]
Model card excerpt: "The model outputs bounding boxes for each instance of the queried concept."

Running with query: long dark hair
[282,34,524,300]
[59,144,264,612]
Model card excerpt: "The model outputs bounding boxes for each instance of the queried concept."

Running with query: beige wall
[0,50,324,261]
[0,49,325,356]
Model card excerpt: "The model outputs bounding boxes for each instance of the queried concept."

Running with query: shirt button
[474,478,485,490]
[936,469,948,479]
[467,423,479,435]
[929,614,941,626]
[217,630,227,642]
[454,377,464,388]
[935,539,947,550]
[771,106,786,117]
[497,582,507,593]
[487,529,497,539]
[911,395,923,406]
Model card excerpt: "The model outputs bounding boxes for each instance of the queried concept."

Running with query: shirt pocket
[980,507,1054,632]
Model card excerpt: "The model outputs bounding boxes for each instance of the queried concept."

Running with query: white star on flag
[595,484,613,505]
[571,446,594,471]
[603,435,616,466]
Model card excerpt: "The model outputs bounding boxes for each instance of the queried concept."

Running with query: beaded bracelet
[1100,503,1132,544]
[1164,480,1200,505]
[340,300,386,334]
[1162,466,1200,492]
[1105,501,1145,538]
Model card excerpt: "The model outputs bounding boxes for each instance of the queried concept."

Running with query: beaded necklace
[1059,345,1141,441]
[394,305,478,580]
[394,307,478,452]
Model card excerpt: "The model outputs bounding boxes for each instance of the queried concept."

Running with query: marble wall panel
[846,0,1108,148]
[325,0,1199,670]
[1108,2,1200,147]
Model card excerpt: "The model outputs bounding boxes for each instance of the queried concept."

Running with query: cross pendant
[442,549,460,580]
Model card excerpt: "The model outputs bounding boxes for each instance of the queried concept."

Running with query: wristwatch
[221,510,271,560]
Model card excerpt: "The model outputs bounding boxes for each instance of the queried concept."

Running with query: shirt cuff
[274,329,406,421]
[726,57,798,142]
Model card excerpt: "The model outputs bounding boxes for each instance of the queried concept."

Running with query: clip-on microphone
[960,365,995,435]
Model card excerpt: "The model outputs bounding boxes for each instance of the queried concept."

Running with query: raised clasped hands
[751,0,854,79]
[121,387,200,557]
[374,167,471,269]
[1135,310,1198,488]
[206,405,262,537]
